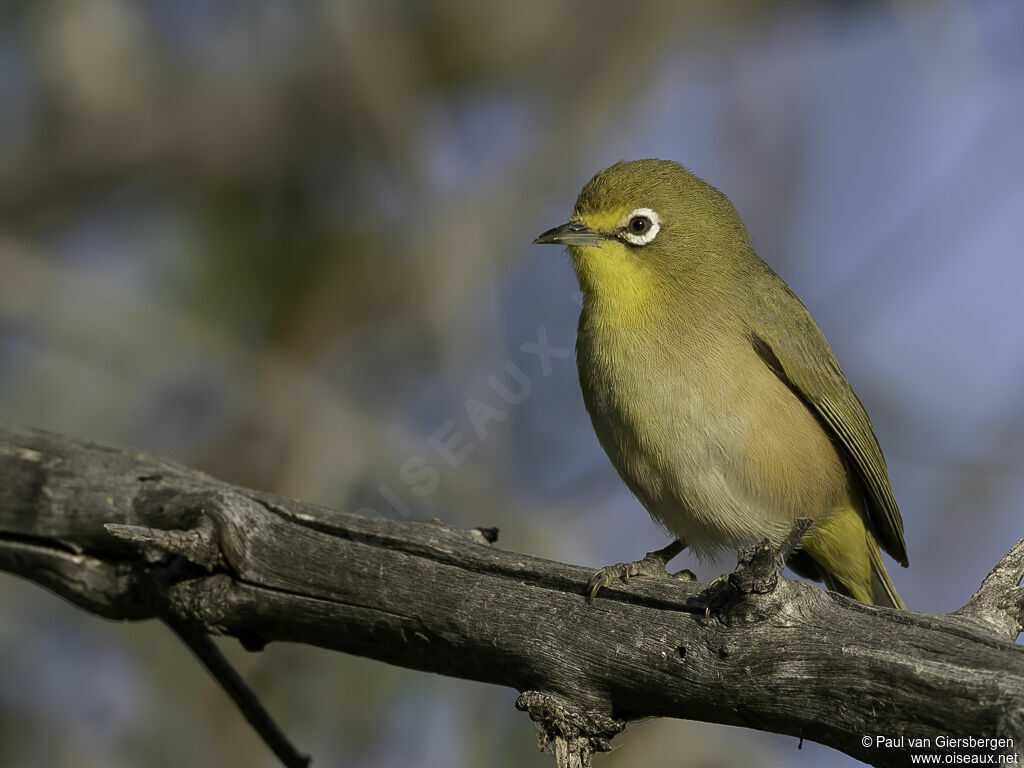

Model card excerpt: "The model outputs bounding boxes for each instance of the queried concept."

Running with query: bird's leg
[779,517,814,561]
[585,539,694,604]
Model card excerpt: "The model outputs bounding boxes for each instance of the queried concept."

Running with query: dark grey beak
[533,221,605,246]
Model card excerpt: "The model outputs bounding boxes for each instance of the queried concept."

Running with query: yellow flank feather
[802,499,905,609]
[802,506,874,602]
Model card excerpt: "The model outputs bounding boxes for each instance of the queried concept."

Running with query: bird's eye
[628,216,651,235]
[620,207,660,246]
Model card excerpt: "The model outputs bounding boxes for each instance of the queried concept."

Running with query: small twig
[166,617,311,768]
[106,521,223,569]
[955,537,1024,641]
[110,495,308,767]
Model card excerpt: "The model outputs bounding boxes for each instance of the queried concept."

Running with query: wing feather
[746,276,908,567]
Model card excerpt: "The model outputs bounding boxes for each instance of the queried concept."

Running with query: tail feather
[799,507,906,609]
[866,533,905,609]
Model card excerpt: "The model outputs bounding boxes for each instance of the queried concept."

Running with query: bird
[534,159,907,608]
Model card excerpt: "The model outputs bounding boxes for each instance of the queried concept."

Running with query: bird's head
[535,159,752,308]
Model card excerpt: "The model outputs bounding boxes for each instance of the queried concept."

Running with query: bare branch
[955,538,1024,641]
[166,618,310,768]
[1,424,1022,768]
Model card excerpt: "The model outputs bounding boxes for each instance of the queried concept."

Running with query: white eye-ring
[620,207,660,246]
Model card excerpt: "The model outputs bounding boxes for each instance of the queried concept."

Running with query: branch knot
[516,691,624,768]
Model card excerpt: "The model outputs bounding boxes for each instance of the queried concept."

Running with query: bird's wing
[746,277,908,567]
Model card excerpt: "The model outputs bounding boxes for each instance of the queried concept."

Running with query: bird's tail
[865,532,905,608]
[822,536,905,609]
[801,507,906,609]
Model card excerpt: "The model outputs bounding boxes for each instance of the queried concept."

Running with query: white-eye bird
[535,159,907,608]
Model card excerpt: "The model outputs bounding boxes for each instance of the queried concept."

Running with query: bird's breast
[576,301,849,557]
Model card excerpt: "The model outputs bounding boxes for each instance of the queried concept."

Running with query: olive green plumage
[535,159,907,608]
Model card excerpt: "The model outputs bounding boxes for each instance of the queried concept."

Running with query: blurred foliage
[1,1,1023,767]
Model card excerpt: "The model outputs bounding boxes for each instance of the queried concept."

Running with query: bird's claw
[586,548,694,604]
[704,574,734,620]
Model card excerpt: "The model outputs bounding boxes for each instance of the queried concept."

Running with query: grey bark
[0,423,1022,768]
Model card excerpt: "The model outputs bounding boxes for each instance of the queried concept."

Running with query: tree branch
[1,423,1022,768]
[165,617,310,768]
[956,537,1024,642]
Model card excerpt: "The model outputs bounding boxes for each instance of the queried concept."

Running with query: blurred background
[1,0,1022,766]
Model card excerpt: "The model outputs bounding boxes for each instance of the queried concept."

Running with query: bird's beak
[533,221,605,246]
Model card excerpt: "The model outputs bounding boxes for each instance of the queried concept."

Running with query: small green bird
[534,159,907,608]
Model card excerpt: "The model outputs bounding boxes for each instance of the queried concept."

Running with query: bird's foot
[704,574,734,620]
[585,539,693,604]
